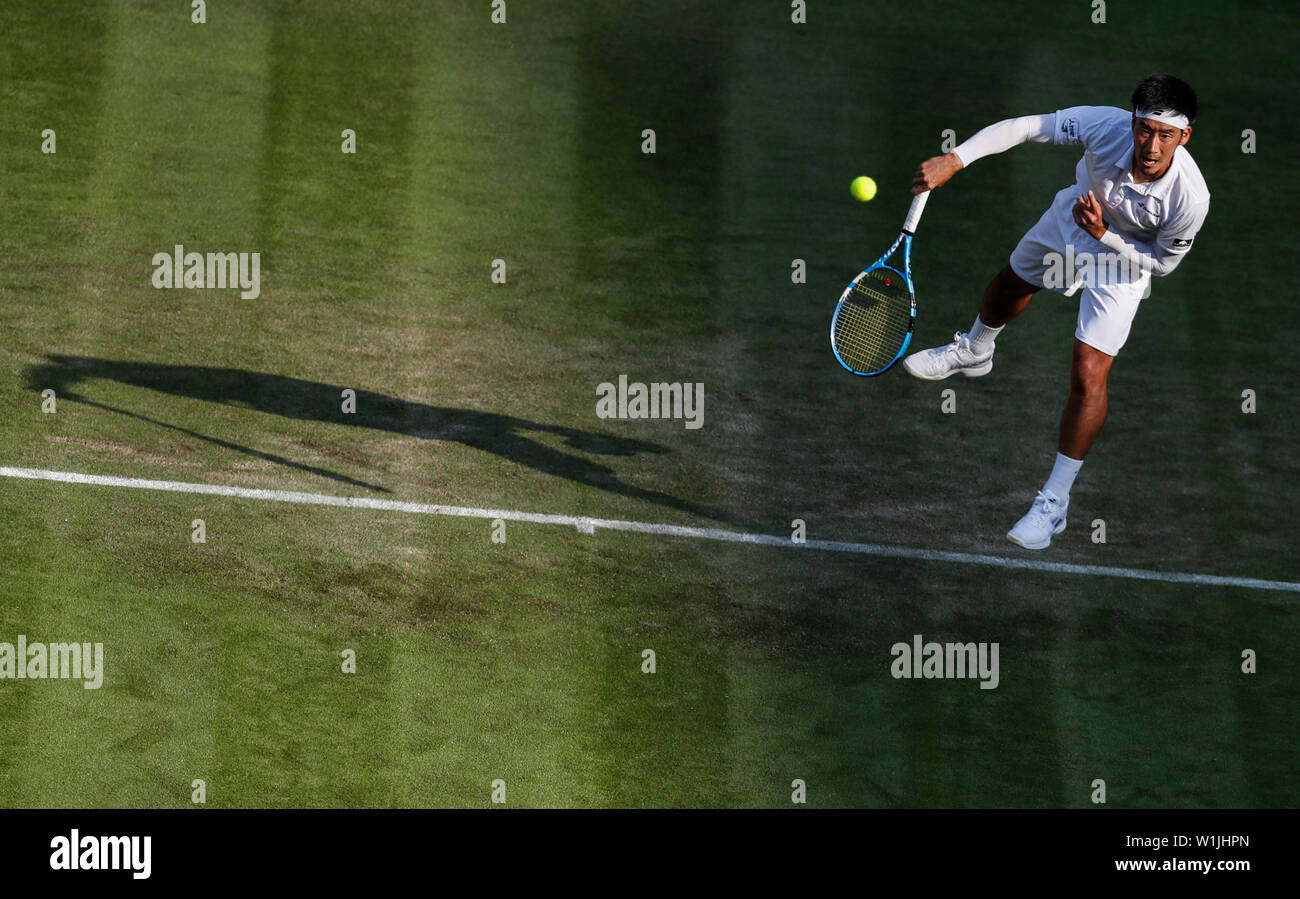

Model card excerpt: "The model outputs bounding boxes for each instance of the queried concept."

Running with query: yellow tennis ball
[851,176,877,202]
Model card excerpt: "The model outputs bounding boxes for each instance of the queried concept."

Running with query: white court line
[2,465,1297,594]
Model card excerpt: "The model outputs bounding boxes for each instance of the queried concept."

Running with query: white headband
[1135,107,1189,130]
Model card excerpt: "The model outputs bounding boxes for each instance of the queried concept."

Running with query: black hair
[1132,73,1198,125]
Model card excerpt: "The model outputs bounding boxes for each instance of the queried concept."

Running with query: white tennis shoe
[902,332,994,380]
[1006,490,1069,550]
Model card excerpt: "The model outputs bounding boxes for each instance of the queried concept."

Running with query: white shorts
[1009,187,1152,356]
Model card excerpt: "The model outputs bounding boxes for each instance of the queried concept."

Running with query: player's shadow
[26,355,746,526]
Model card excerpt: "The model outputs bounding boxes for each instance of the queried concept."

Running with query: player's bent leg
[902,265,1037,381]
[979,265,1039,328]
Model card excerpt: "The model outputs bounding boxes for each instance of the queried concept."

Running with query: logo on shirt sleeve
[1172,237,1194,248]
[1061,117,1080,142]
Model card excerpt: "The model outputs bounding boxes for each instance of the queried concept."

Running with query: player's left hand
[1072,190,1107,240]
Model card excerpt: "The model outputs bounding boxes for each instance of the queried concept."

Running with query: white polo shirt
[952,106,1212,354]
[1050,106,1210,275]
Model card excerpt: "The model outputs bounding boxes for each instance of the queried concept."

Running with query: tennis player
[903,74,1209,549]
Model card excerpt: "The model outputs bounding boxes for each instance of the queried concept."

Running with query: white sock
[1044,452,1084,501]
[968,316,1003,354]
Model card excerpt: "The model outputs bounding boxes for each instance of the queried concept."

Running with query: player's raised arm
[912,114,1056,194]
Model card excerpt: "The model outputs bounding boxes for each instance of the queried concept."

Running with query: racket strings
[833,273,913,373]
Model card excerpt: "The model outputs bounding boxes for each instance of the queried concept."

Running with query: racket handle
[902,190,930,235]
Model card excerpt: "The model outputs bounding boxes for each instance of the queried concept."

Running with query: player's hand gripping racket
[830,190,929,376]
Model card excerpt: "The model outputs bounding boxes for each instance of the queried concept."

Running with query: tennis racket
[830,190,930,376]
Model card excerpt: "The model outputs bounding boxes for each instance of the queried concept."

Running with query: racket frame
[829,230,917,377]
